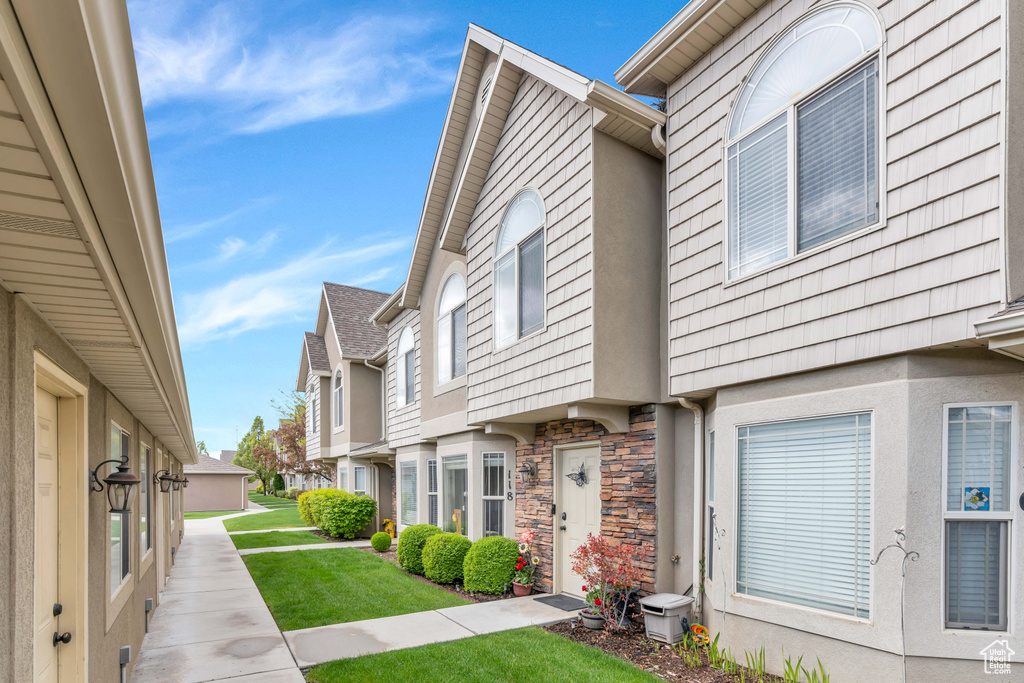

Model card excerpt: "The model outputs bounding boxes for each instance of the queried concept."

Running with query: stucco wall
[184,474,248,512]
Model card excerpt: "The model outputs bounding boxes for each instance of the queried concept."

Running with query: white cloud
[128,1,455,134]
[165,196,277,243]
[177,239,407,345]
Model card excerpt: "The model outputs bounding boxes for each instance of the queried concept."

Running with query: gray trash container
[639,593,693,645]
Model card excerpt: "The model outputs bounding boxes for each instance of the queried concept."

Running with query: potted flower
[579,584,607,630]
[570,533,647,630]
[512,530,540,597]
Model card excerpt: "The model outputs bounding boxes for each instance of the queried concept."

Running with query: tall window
[944,404,1014,631]
[396,327,415,406]
[437,274,467,384]
[110,423,131,595]
[333,369,344,428]
[400,461,418,527]
[726,4,881,279]
[339,465,348,492]
[312,393,318,432]
[707,431,715,579]
[737,413,871,617]
[141,444,151,555]
[353,466,367,496]
[442,455,468,535]
[494,189,545,347]
[427,459,438,526]
[482,453,505,537]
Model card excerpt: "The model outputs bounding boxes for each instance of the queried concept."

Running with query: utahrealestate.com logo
[980,639,1014,675]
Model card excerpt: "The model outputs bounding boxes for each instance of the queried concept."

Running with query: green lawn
[306,627,658,683]
[222,507,306,532]
[230,530,329,550]
[243,548,470,631]
[184,510,239,520]
[248,493,297,507]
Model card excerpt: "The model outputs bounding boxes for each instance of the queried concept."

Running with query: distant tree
[196,440,209,455]
[233,417,279,493]
[271,393,334,487]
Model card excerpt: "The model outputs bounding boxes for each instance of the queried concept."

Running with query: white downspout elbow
[678,398,704,617]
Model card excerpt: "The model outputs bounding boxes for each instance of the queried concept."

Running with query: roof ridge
[322,281,391,297]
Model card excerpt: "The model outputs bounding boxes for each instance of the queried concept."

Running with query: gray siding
[465,75,595,423]
[387,307,422,447]
[664,0,1005,396]
[305,371,321,459]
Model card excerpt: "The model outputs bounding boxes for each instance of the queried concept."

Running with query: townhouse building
[1,1,198,680]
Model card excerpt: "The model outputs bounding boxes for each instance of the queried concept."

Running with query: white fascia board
[614,0,715,92]
[586,79,666,127]
[975,310,1024,339]
[370,285,406,326]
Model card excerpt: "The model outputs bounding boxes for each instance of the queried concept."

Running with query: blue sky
[127,0,684,451]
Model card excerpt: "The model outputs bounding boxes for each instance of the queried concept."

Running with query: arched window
[494,189,545,347]
[333,369,344,428]
[437,274,467,385]
[726,4,881,279]
[396,327,415,406]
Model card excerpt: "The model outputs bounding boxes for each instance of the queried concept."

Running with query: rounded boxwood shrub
[297,490,315,526]
[301,488,377,539]
[463,535,518,594]
[396,524,442,575]
[422,533,472,584]
[371,531,392,552]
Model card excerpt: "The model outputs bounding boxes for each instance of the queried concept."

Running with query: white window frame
[338,464,348,492]
[353,465,367,496]
[333,368,344,431]
[482,452,506,537]
[723,3,885,285]
[733,410,873,620]
[436,273,467,386]
[707,431,715,581]
[399,460,418,529]
[493,188,546,349]
[940,402,1017,633]
[396,327,415,407]
[109,421,132,598]
[427,459,438,527]
[140,443,152,559]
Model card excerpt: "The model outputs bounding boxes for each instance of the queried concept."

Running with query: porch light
[182,477,190,488]
[90,455,141,513]
[518,462,537,485]
[154,469,175,493]
[171,474,184,492]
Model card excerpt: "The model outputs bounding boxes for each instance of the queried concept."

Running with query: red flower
[517,556,524,562]
[581,585,588,591]
[594,598,602,606]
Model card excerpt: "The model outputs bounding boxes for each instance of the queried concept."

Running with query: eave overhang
[975,311,1024,362]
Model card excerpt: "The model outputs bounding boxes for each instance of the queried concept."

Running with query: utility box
[639,593,693,645]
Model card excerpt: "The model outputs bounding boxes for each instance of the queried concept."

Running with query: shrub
[422,533,472,584]
[396,524,442,575]
[287,486,299,500]
[273,473,285,493]
[302,488,377,539]
[297,490,315,526]
[371,531,393,552]
[463,536,518,594]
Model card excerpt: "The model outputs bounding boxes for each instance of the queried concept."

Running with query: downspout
[678,398,704,617]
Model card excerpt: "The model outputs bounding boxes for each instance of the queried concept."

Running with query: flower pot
[579,609,606,630]
[512,581,532,597]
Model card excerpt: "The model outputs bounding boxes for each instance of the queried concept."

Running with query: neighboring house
[211,449,237,463]
[370,24,668,598]
[616,0,1022,678]
[183,454,254,512]
[0,1,198,681]
[296,283,392,533]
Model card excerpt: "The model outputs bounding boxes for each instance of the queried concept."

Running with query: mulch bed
[359,546,510,603]
[545,620,781,683]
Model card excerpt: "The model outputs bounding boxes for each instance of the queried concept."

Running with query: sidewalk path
[130,517,303,683]
[238,540,372,555]
[228,526,317,535]
[283,595,572,667]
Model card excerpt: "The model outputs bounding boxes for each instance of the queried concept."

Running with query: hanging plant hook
[870,527,919,683]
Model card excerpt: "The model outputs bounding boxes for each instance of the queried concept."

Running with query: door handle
[53,603,63,617]
[559,525,567,531]
[561,512,567,521]
[53,631,72,646]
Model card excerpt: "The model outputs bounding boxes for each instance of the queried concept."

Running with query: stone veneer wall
[515,404,658,594]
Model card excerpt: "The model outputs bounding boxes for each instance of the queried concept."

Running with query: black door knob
[53,631,72,646]
[559,525,567,531]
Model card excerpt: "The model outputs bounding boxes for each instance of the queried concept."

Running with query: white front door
[34,387,60,683]
[557,446,601,597]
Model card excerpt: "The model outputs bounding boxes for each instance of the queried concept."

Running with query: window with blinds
[482,453,505,537]
[494,189,546,348]
[944,405,1013,630]
[353,466,366,496]
[726,4,881,280]
[737,413,871,618]
[437,274,467,384]
[400,461,418,527]
[427,459,438,527]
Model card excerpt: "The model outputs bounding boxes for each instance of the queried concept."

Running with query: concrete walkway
[283,595,572,667]
[228,526,317,535]
[237,539,372,555]
[130,517,303,683]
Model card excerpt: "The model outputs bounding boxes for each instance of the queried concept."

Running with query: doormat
[535,594,588,611]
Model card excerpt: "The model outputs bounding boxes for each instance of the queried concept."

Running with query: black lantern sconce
[90,455,141,513]
[154,469,176,493]
[518,462,537,485]
[171,474,184,492]
[182,477,190,489]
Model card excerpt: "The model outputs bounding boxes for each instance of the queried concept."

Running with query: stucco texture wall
[184,474,248,512]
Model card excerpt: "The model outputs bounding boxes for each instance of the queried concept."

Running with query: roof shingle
[304,332,331,373]
[989,296,1024,319]
[323,283,390,357]
[184,452,254,475]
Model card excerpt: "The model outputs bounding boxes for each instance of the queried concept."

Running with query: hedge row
[297,488,376,539]
[396,526,518,593]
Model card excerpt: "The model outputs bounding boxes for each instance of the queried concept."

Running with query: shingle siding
[387,307,421,447]
[664,0,1005,396]
[305,371,321,459]
[465,75,595,423]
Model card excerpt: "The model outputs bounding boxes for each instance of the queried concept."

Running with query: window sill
[492,323,548,357]
[434,374,466,398]
[728,592,872,627]
[140,548,154,577]
[107,572,133,632]
[723,220,886,289]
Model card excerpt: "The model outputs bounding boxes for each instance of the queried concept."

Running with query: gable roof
[184,452,254,476]
[615,0,771,97]
[295,332,331,392]
[388,24,665,317]
[319,283,390,357]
